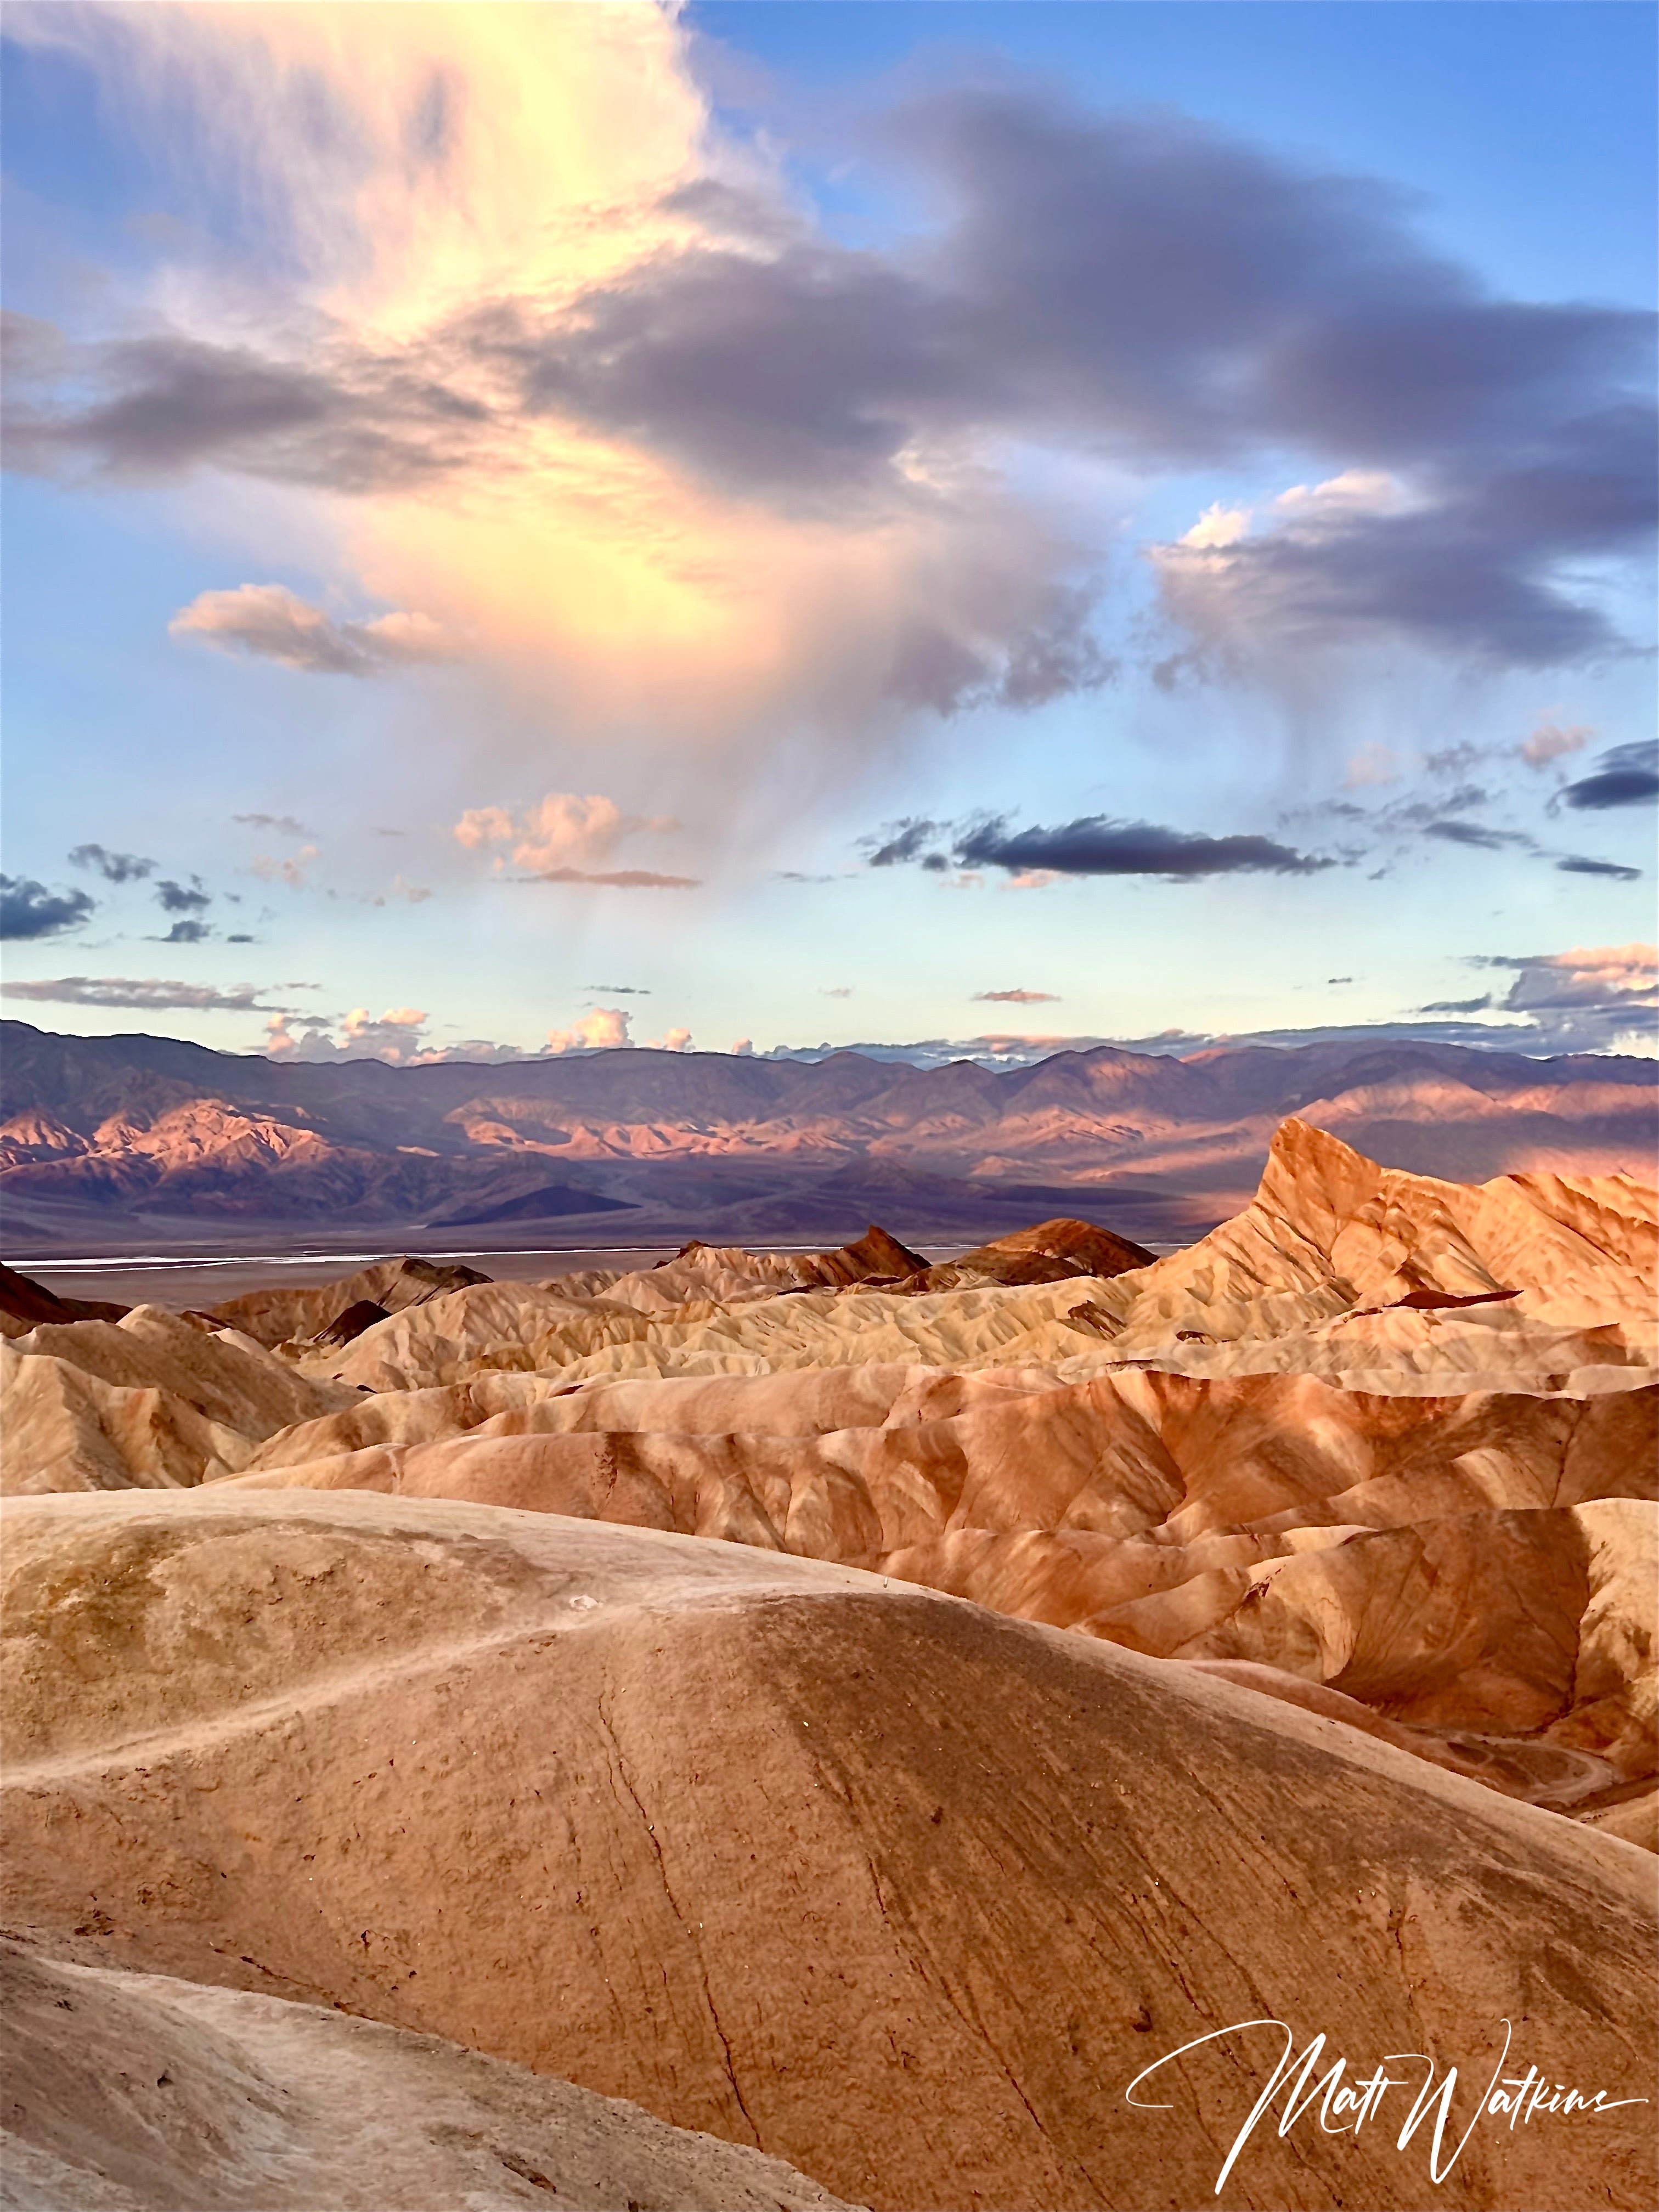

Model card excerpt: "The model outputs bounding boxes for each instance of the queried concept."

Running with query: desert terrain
[3,1117,1655,2210]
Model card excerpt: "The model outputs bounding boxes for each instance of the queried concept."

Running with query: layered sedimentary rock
[1,1307,357,1495]
[4,1488,1654,2212]
[6,1125,1655,1843]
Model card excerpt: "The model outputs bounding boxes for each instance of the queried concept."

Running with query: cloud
[171,584,455,676]
[368,876,433,906]
[2,975,296,1012]
[155,876,211,915]
[1471,943,1657,1051]
[1423,821,1535,851]
[265,1005,430,1063]
[0,876,95,940]
[9,12,1644,780]
[156,918,212,945]
[650,1026,693,1052]
[1557,854,1643,881]
[546,1007,634,1054]
[585,983,651,995]
[951,815,1331,879]
[1148,438,1652,670]
[1341,741,1402,791]
[865,819,941,868]
[250,845,319,889]
[974,988,1059,1003]
[455,792,698,885]
[1520,720,1592,770]
[234,812,315,837]
[69,843,155,882]
[455,792,676,870]
[1557,740,1659,811]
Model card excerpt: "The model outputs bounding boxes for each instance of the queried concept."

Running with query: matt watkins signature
[1125,2017,1648,2193]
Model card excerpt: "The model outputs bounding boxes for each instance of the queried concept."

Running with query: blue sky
[2,2,1654,1065]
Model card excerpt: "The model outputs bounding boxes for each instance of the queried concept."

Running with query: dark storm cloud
[69,842,155,882]
[155,877,211,915]
[955,815,1330,879]
[2,314,492,493]
[866,813,1330,879]
[865,818,943,867]
[4,91,1649,675]
[0,876,95,939]
[1556,740,1659,811]
[496,92,1652,666]
[1556,855,1643,881]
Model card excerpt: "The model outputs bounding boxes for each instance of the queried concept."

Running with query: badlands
[3,1120,1656,2210]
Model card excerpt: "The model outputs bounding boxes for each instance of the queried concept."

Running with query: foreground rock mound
[0,1939,857,2212]
[4,1488,1654,2212]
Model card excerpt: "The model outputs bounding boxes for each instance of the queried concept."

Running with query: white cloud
[266,1005,430,1062]
[454,792,681,879]
[546,1006,633,1054]
[172,584,455,676]
[1175,503,1250,551]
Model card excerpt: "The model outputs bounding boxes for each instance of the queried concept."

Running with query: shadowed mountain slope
[4,1020,1652,1248]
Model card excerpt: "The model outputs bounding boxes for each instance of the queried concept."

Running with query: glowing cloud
[546,1007,633,1054]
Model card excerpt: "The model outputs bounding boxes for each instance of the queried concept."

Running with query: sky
[1,0,1655,1068]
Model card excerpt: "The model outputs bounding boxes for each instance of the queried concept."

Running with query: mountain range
[2,1018,1654,1252]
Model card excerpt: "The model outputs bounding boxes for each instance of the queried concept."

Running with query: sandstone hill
[4,1489,1653,2212]
[4,1018,1653,1248]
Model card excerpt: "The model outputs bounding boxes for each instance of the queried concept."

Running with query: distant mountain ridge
[2,1018,1654,1251]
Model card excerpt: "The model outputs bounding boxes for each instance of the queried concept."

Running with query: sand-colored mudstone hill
[3,1120,1656,2209]
[0,1940,859,2211]
[4,1492,1655,2212]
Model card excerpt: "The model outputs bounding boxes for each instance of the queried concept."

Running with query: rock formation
[3,1116,1655,2208]
[4,1490,1653,2211]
